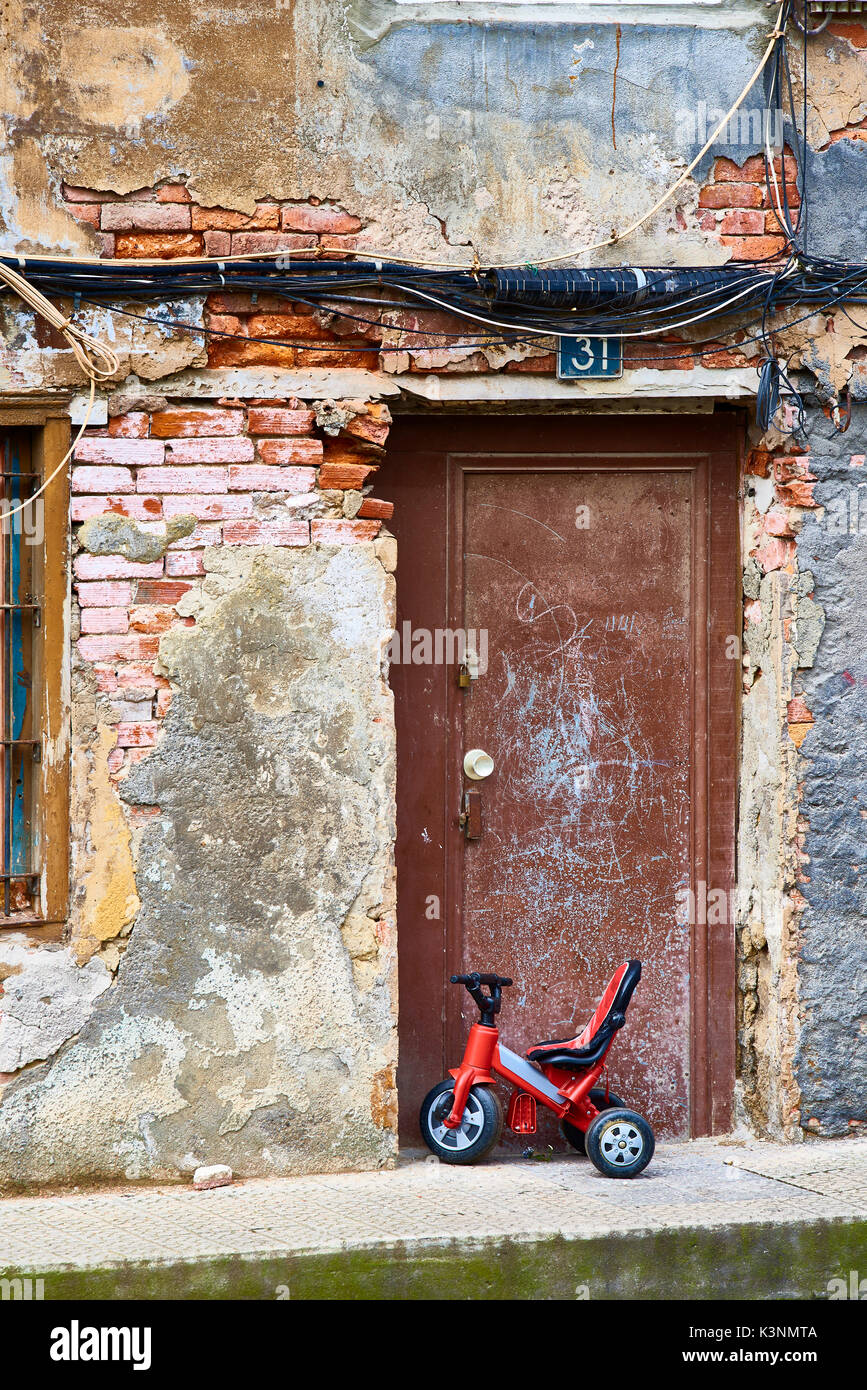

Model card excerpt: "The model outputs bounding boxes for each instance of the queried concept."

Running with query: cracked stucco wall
[793,411,867,1137]
[737,401,867,1140]
[0,1,781,266]
[0,543,397,1185]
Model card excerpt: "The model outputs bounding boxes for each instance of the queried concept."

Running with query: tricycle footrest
[507,1091,537,1135]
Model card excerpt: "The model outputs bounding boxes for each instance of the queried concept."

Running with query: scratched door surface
[455,466,692,1135]
[383,416,739,1143]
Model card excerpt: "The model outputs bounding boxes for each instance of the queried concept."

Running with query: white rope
[0,262,119,521]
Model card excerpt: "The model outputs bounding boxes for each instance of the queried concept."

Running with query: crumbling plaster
[0,542,398,1185]
[2,1,777,263]
[794,413,867,1137]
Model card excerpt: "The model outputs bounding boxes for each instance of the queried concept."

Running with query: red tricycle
[420,960,655,1177]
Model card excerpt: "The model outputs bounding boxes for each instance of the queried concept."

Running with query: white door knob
[464,748,494,780]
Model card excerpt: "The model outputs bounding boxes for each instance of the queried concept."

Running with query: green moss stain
[10,1219,867,1301]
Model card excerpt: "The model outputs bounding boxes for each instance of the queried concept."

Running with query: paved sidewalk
[0,1136,865,1275]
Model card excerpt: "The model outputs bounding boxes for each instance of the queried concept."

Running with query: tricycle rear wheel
[561,1088,625,1155]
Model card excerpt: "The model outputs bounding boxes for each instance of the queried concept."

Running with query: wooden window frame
[0,401,70,931]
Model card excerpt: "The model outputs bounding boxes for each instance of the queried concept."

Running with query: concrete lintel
[147,367,402,401]
[398,368,760,402]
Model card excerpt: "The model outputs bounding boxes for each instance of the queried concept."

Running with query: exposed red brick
[116,664,169,689]
[357,497,394,519]
[698,184,762,210]
[192,204,279,230]
[74,437,165,465]
[504,353,557,373]
[319,235,359,256]
[129,607,192,634]
[714,153,798,184]
[311,519,381,543]
[71,496,163,522]
[74,556,164,581]
[115,721,161,747]
[744,599,762,626]
[75,581,133,608]
[229,232,317,255]
[133,579,193,605]
[720,234,787,260]
[753,537,795,573]
[344,405,391,446]
[622,340,693,370]
[746,448,772,477]
[136,466,227,494]
[164,436,254,463]
[774,454,816,482]
[247,407,316,436]
[702,347,756,368]
[787,696,814,724]
[166,552,206,576]
[162,495,253,521]
[150,408,244,438]
[227,465,316,492]
[246,312,327,343]
[203,231,232,257]
[280,205,362,233]
[114,232,205,259]
[66,203,101,228]
[77,634,161,661]
[101,203,191,232]
[257,438,323,466]
[71,466,134,494]
[156,183,192,203]
[80,607,130,635]
[62,184,119,203]
[207,338,296,369]
[720,209,765,235]
[761,508,795,538]
[223,520,310,546]
[108,413,149,439]
[762,186,800,210]
[62,185,153,204]
[294,347,378,368]
[318,462,376,489]
[775,479,818,508]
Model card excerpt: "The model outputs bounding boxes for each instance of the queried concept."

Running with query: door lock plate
[459,789,482,840]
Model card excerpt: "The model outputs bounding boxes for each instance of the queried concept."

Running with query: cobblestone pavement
[1,1137,865,1272]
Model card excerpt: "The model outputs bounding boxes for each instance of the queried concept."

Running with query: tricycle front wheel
[419,1080,502,1164]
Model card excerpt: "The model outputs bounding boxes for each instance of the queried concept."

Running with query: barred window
[0,418,69,930]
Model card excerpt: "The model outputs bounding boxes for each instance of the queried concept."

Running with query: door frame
[385,411,743,1138]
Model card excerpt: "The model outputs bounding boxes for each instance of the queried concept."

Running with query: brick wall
[72,400,394,781]
[698,149,799,262]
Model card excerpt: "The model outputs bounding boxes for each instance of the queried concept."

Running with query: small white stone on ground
[193,1164,233,1190]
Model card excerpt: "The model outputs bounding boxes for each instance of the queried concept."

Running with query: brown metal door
[382,415,740,1143]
